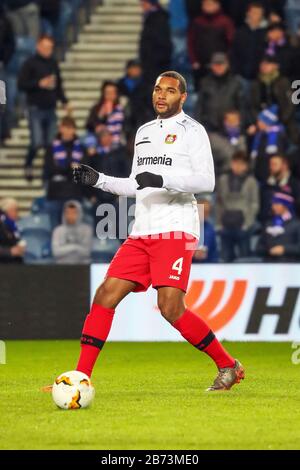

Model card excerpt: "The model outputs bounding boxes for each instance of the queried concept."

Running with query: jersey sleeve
[162,124,215,194]
[93,140,138,197]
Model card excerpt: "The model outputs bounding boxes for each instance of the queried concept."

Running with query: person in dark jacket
[221,0,286,27]
[18,35,70,179]
[43,116,84,228]
[260,154,300,222]
[0,198,25,264]
[231,2,268,82]
[44,116,84,201]
[139,0,172,85]
[249,54,299,144]
[118,60,154,141]
[249,105,287,183]
[188,0,235,85]
[209,109,247,175]
[117,59,143,98]
[195,52,244,132]
[216,151,259,262]
[256,192,300,262]
[265,22,297,79]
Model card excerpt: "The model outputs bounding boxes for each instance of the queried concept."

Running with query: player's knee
[93,280,118,309]
[158,296,185,323]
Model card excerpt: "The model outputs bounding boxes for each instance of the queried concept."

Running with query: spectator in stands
[118,59,143,98]
[216,151,259,261]
[256,192,300,261]
[221,0,286,26]
[260,154,300,222]
[0,5,15,142]
[231,2,268,86]
[18,34,70,181]
[86,81,124,147]
[44,116,84,202]
[193,197,219,263]
[83,128,130,209]
[52,200,93,264]
[139,0,172,85]
[249,54,299,144]
[249,105,287,183]
[265,23,297,79]
[195,52,244,133]
[188,0,235,86]
[0,198,25,264]
[209,109,247,175]
[118,60,154,141]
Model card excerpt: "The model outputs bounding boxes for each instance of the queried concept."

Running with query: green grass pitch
[1,340,299,450]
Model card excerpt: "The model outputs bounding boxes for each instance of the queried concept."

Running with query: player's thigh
[93,276,136,309]
[106,237,151,293]
[150,232,197,293]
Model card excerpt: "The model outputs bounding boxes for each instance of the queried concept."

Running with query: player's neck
[157,109,184,121]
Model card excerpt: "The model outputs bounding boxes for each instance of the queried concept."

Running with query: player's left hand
[136,172,163,190]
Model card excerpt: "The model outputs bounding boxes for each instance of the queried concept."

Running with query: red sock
[76,303,115,377]
[173,308,235,369]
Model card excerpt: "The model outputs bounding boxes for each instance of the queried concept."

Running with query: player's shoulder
[181,114,207,135]
[136,119,157,136]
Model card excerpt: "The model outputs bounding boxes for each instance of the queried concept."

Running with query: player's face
[152,76,186,118]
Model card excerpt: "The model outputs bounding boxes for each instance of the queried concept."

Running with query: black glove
[136,172,163,190]
[72,163,99,186]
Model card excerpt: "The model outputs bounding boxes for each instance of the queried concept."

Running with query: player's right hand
[72,163,99,186]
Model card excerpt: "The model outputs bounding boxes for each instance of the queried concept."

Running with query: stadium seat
[18,214,52,237]
[31,196,47,214]
[23,232,52,264]
[91,237,121,263]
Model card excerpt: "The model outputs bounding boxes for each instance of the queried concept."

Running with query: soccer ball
[52,371,95,410]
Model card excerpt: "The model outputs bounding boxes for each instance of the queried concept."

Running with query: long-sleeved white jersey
[94,110,215,238]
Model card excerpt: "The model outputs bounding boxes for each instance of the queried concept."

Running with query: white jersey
[94,110,215,238]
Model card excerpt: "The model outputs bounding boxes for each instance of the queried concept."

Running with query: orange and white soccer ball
[52,371,95,410]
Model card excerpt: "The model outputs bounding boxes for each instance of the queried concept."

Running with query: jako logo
[185,280,247,332]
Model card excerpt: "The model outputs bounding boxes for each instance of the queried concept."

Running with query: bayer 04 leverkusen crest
[165,134,177,144]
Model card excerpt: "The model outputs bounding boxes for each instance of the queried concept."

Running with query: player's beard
[154,97,182,119]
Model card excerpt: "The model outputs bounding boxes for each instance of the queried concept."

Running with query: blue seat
[91,238,121,263]
[23,233,52,264]
[31,197,47,214]
[18,214,52,237]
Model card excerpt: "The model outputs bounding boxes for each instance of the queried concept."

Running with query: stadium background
[1,0,300,342]
[1,0,300,452]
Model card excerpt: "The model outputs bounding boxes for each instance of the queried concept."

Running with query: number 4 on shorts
[172,257,183,275]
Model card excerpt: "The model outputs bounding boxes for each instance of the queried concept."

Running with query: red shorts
[106,231,198,293]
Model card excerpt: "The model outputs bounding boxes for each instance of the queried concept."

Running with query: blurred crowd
[1,0,300,264]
